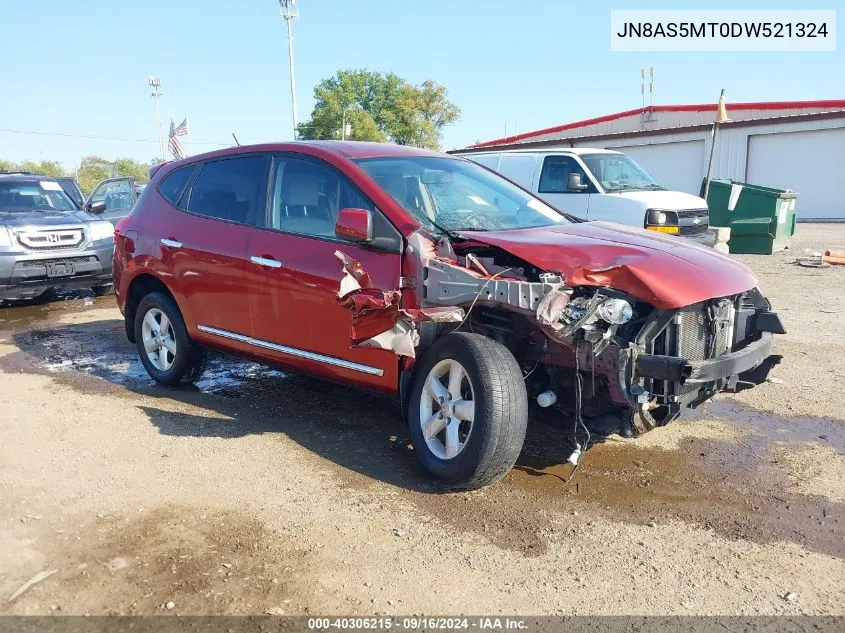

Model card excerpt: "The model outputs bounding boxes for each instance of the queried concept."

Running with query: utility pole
[279,0,299,140]
[148,76,164,158]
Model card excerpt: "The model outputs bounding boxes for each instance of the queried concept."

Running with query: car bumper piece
[635,332,773,385]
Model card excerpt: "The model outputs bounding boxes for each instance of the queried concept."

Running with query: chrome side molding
[197,325,384,376]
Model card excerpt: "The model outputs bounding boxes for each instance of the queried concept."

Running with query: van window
[468,154,500,170]
[538,155,590,194]
[497,154,536,189]
[187,155,267,225]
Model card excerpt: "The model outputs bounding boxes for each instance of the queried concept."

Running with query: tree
[0,159,66,178]
[297,69,461,150]
[76,156,151,194]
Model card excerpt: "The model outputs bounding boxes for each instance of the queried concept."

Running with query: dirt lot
[1,224,844,616]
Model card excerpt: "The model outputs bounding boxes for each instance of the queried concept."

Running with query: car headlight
[0,226,11,247]
[645,209,679,235]
[597,298,633,324]
[88,220,114,242]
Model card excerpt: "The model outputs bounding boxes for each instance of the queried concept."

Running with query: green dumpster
[706,179,798,254]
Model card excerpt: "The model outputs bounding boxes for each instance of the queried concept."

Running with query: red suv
[114,142,783,489]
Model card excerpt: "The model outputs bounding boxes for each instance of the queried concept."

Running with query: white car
[456,148,714,245]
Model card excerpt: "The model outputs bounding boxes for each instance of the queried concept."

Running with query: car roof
[0,173,60,183]
[165,140,448,166]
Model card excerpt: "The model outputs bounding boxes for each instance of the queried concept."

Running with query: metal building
[461,100,845,221]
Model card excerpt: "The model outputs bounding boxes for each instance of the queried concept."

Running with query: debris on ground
[107,558,128,571]
[7,569,58,602]
[165,601,175,610]
[265,607,285,615]
[823,249,845,265]
[783,591,798,602]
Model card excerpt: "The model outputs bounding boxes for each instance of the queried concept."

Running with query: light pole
[149,76,164,158]
[279,0,299,140]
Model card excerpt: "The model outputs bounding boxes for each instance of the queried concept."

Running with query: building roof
[466,99,845,150]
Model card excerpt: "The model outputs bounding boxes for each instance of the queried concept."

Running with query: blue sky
[0,0,841,168]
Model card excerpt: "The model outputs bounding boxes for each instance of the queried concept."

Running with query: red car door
[241,153,403,392]
[165,153,270,352]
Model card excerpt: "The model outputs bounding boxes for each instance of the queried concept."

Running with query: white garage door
[608,140,705,195]
[747,128,845,221]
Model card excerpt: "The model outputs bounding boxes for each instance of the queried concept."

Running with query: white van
[456,148,714,245]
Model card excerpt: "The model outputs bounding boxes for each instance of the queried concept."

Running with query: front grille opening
[646,298,736,406]
[16,228,85,250]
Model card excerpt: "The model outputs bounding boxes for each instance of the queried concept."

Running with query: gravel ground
[0,223,843,616]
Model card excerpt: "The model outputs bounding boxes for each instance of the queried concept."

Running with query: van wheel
[134,292,207,386]
[92,284,113,297]
[407,332,528,490]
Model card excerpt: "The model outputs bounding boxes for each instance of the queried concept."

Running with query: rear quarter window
[186,156,268,225]
[158,165,197,207]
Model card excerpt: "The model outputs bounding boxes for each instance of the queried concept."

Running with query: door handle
[250,256,283,269]
[160,238,182,248]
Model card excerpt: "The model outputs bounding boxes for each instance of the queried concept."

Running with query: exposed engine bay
[336,228,785,440]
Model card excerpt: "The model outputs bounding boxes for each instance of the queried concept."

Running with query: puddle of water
[7,323,286,396]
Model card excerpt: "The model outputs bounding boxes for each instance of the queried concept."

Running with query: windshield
[0,180,77,214]
[581,153,665,193]
[355,156,569,233]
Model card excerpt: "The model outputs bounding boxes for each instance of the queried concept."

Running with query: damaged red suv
[114,142,784,489]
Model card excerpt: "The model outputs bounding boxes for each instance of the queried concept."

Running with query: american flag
[168,118,189,159]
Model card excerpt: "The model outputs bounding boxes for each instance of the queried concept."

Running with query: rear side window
[158,166,196,206]
[538,155,590,194]
[187,155,268,225]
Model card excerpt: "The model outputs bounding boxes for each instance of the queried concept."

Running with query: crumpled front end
[334,227,784,436]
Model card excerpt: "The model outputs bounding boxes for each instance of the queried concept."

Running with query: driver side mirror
[567,173,589,192]
[87,200,106,214]
[335,208,373,243]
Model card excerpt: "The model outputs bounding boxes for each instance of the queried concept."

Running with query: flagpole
[187,118,192,156]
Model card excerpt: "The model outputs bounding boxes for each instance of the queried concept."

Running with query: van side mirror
[335,208,373,243]
[87,200,107,214]
[567,173,589,192]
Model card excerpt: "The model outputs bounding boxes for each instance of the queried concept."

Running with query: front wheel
[134,292,207,386]
[407,333,528,490]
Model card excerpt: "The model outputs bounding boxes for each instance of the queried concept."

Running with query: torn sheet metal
[335,250,464,358]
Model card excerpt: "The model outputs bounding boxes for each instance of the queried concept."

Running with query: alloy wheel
[419,359,475,460]
[141,308,177,371]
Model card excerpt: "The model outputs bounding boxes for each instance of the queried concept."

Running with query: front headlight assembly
[645,208,679,235]
[597,297,633,324]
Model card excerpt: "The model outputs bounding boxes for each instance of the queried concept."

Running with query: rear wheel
[407,333,528,490]
[134,292,207,386]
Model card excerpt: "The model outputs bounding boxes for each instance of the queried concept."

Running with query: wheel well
[124,274,178,344]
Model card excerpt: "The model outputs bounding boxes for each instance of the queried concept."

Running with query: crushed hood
[460,221,759,310]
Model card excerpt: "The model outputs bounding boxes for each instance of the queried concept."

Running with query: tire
[92,284,114,297]
[407,332,528,490]
[134,292,207,386]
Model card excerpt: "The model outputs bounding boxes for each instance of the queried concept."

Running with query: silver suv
[0,173,115,301]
